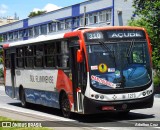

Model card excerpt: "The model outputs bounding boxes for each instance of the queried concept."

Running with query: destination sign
[106,30,145,39]
[85,30,145,42]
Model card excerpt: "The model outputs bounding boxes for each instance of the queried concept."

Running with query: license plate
[128,93,136,99]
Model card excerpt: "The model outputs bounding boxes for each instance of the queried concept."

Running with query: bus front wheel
[60,93,72,118]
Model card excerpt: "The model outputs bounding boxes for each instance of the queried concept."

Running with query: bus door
[10,48,16,98]
[70,41,87,113]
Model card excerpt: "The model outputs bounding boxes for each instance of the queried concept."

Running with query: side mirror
[77,49,83,63]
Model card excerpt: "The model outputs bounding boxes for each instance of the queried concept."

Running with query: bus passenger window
[45,44,56,67]
[56,41,69,68]
[25,46,34,68]
[16,48,24,68]
[35,45,44,67]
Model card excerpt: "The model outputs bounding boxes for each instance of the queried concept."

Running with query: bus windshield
[85,31,151,90]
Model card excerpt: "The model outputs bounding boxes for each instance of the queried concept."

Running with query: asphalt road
[0,85,160,130]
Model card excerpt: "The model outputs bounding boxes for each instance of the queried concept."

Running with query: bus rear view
[82,27,153,114]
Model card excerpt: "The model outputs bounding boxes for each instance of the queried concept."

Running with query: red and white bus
[3,26,154,118]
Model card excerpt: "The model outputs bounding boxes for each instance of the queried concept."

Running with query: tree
[28,10,46,18]
[129,1,160,72]
[128,1,160,87]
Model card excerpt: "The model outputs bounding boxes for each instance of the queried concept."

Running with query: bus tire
[20,88,28,108]
[60,93,72,118]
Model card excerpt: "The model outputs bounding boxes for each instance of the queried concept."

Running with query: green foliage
[0,48,3,64]
[0,68,3,77]
[0,37,3,42]
[28,10,46,18]
[129,1,160,71]
[153,74,160,87]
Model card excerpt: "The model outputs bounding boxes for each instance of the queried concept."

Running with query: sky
[0,0,85,20]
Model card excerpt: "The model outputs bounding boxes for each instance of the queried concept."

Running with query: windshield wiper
[127,40,134,57]
[99,41,115,58]
[98,41,117,69]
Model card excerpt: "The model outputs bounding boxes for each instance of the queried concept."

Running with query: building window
[35,45,44,67]
[80,14,89,26]
[40,24,47,34]
[28,28,33,37]
[73,17,79,28]
[34,26,40,36]
[99,9,112,22]
[106,10,111,22]
[16,48,24,68]
[89,14,94,24]
[9,32,13,40]
[48,22,56,32]
[85,14,89,25]
[23,29,28,37]
[14,31,19,40]
[3,34,7,41]
[25,46,34,68]
[65,19,72,29]
[57,21,65,30]
[94,13,98,23]
[19,30,23,38]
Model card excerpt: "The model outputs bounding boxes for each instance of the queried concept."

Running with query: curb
[154,94,160,98]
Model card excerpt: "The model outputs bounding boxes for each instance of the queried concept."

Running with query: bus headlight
[100,95,104,99]
[95,95,99,99]
[142,92,146,96]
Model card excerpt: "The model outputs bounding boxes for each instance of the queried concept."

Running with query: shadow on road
[8,102,155,123]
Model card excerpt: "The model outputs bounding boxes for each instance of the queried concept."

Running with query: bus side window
[25,46,34,68]
[45,43,56,68]
[35,45,44,67]
[56,41,69,68]
[16,47,24,68]
[5,49,10,68]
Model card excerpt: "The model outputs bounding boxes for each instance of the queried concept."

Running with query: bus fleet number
[128,93,136,99]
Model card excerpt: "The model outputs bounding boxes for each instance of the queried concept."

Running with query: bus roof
[3,26,146,49]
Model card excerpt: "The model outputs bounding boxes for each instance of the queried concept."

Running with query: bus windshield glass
[85,30,152,90]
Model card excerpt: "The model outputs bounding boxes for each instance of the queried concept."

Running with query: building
[0,0,135,45]
[0,17,19,27]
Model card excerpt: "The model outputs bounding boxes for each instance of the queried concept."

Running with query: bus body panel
[13,69,60,108]
[56,70,74,110]
[5,70,13,98]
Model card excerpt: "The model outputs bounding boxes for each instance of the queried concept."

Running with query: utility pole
[83,6,86,27]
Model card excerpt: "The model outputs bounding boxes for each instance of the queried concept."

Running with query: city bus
[3,26,154,118]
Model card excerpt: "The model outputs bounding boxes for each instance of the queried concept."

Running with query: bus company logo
[111,33,142,38]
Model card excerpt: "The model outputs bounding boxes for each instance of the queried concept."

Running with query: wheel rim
[61,94,71,118]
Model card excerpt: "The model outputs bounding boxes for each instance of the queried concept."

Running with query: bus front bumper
[83,94,154,114]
